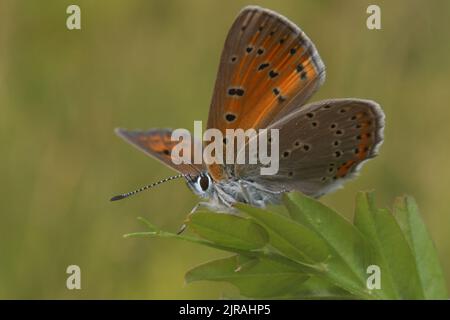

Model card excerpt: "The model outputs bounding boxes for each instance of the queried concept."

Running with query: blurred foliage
[1,0,450,298]
[129,192,448,299]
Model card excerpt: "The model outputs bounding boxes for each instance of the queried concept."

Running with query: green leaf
[354,192,423,299]
[126,216,316,273]
[235,203,329,265]
[353,192,399,299]
[282,276,356,299]
[283,192,382,299]
[125,216,260,254]
[185,255,309,298]
[128,192,448,300]
[188,211,269,250]
[393,196,449,299]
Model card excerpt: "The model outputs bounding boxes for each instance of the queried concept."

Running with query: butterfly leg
[242,181,287,207]
[214,187,236,208]
[239,181,273,207]
[177,201,229,234]
[246,180,287,195]
[177,203,201,235]
[238,181,251,204]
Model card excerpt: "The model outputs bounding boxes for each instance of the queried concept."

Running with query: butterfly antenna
[110,173,188,201]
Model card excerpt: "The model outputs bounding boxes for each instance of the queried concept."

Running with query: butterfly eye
[198,174,211,192]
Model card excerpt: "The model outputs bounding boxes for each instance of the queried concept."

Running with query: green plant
[125,192,448,299]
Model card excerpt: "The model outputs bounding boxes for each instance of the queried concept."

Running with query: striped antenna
[110,174,187,201]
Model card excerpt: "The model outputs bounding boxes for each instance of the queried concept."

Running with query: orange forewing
[206,7,325,180]
[115,128,204,176]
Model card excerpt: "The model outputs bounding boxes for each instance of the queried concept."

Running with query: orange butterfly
[112,6,384,225]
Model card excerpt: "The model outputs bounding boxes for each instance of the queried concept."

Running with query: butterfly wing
[235,99,385,198]
[206,6,325,181]
[115,128,205,176]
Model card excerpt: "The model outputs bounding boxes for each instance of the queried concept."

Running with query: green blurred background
[1,0,449,299]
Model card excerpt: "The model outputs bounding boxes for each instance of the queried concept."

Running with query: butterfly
[112,6,385,219]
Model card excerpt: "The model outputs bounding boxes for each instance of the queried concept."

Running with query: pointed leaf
[393,196,449,299]
[185,255,309,298]
[374,207,423,298]
[353,192,400,299]
[355,192,423,299]
[284,192,382,299]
